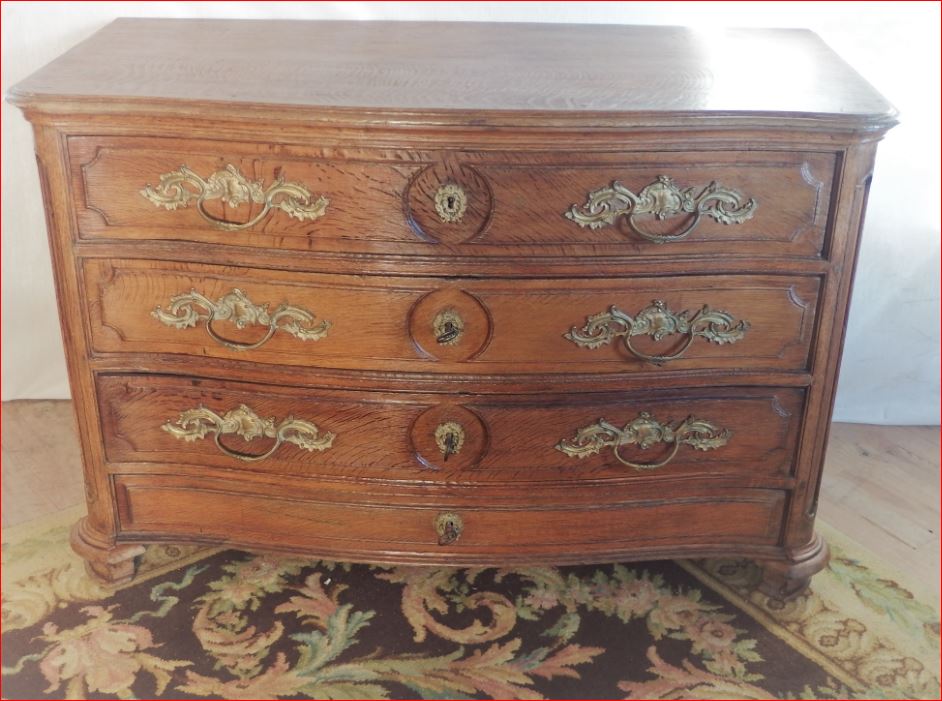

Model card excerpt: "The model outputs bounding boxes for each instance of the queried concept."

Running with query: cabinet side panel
[784,141,880,547]
[31,124,116,538]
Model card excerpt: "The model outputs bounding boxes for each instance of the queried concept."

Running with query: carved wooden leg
[759,532,830,600]
[70,517,145,586]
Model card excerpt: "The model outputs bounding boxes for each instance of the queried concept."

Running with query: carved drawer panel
[114,473,787,561]
[84,259,820,375]
[70,136,835,258]
[97,373,805,485]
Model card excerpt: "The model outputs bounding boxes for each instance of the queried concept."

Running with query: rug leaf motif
[379,567,517,644]
[3,530,939,700]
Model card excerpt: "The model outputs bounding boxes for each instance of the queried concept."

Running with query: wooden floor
[2,400,938,592]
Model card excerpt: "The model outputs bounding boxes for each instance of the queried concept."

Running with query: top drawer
[69,136,836,259]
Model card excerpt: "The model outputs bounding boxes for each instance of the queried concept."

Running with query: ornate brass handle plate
[434,422,465,461]
[162,404,334,462]
[434,512,464,545]
[565,175,756,243]
[153,288,330,351]
[565,300,748,364]
[141,164,329,231]
[556,412,730,470]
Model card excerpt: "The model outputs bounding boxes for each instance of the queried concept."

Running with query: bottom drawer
[114,474,786,565]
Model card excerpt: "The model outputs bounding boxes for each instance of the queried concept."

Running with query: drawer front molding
[113,474,787,558]
[87,259,819,375]
[152,288,330,351]
[556,412,731,470]
[100,375,800,483]
[73,138,833,259]
[565,300,749,364]
[162,403,335,462]
[140,163,329,231]
[565,175,756,242]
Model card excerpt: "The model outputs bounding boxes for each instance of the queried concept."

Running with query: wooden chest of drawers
[10,19,895,598]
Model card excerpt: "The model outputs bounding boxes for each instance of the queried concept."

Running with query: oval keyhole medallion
[409,289,491,362]
[411,405,487,470]
[406,164,492,243]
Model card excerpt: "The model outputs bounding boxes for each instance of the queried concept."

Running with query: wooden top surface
[10,18,896,129]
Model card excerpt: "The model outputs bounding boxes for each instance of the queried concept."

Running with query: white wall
[2,2,939,424]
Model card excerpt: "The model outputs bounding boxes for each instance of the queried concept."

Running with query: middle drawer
[84,259,819,375]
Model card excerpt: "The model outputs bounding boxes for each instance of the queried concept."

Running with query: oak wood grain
[83,258,821,376]
[7,401,935,595]
[9,20,896,594]
[69,137,835,259]
[96,373,805,486]
[114,473,787,565]
[9,19,896,131]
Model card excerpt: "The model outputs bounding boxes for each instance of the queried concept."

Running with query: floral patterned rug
[2,505,938,699]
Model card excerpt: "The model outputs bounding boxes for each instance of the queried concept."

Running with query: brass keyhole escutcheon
[434,421,465,461]
[434,183,468,223]
[435,512,464,545]
[433,309,464,346]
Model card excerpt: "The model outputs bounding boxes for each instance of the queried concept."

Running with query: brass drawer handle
[565,300,747,365]
[153,288,330,351]
[162,404,334,462]
[435,512,464,545]
[141,164,329,231]
[556,412,730,471]
[565,175,756,243]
